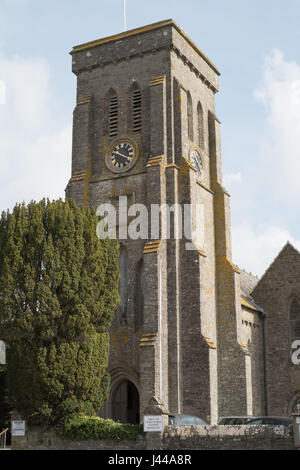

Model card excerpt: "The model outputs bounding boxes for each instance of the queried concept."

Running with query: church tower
[66,19,250,424]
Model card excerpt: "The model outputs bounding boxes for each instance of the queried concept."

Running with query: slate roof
[239,269,265,314]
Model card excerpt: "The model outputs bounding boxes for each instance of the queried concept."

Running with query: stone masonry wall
[22,425,294,450]
[26,426,146,451]
[252,243,300,416]
[163,425,294,450]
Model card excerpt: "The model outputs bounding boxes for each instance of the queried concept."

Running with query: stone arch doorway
[112,380,140,424]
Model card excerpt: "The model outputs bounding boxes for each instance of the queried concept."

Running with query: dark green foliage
[57,414,143,441]
[0,199,119,424]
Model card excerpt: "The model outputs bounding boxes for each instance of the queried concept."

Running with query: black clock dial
[111,142,134,169]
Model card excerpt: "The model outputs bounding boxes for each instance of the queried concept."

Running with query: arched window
[290,299,300,341]
[119,246,128,324]
[132,88,142,134]
[135,258,144,329]
[187,92,193,141]
[109,93,118,138]
[197,101,204,149]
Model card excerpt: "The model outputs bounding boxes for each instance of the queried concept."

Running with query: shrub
[57,414,143,441]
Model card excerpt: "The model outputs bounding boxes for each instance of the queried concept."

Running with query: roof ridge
[252,241,300,292]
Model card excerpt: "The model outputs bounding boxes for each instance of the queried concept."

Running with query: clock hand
[113,151,130,161]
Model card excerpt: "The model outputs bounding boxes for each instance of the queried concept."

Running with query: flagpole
[124,0,127,31]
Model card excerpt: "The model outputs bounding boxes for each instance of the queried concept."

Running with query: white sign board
[12,420,26,437]
[297,418,300,424]
[0,341,5,365]
[144,415,163,432]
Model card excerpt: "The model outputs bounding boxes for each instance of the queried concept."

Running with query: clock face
[190,148,203,176]
[106,139,138,173]
[111,141,134,169]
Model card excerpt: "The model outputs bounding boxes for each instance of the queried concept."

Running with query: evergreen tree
[0,199,119,424]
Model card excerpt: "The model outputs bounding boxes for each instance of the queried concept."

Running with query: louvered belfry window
[187,91,193,141]
[132,90,142,134]
[290,299,300,341]
[197,101,204,149]
[109,95,118,138]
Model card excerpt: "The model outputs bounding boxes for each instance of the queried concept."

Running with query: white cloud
[229,50,300,276]
[254,49,300,204]
[0,52,71,212]
[232,223,300,277]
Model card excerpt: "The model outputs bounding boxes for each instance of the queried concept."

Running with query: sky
[1,0,300,276]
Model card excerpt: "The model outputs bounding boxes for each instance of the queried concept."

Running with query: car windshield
[180,415,198,425]
[168,415,206,425]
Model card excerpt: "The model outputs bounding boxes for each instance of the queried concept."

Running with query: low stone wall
[26,426,146,450]
[163,425,294,450]
[22,425,295,450]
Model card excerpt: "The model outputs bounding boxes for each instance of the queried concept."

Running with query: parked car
[218,416,257,425]
[218,416,293,425]
[168,414,207,426]
[247,417,293,425]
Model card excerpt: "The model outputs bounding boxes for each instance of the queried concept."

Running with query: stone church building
[65,19,300,424]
